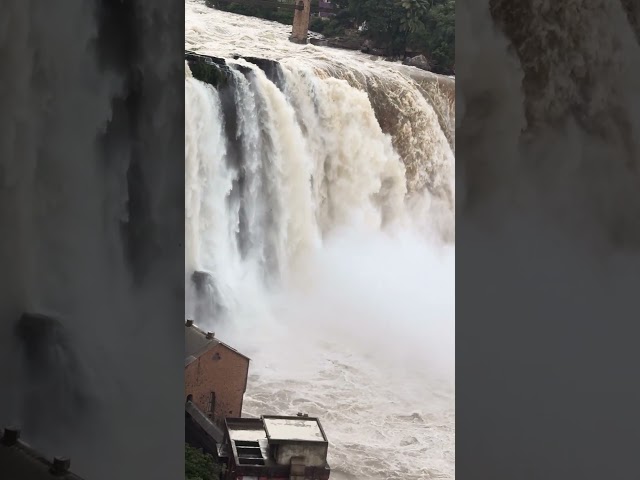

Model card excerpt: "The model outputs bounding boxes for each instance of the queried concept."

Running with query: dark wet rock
[191,271,226,322]
[185,51,231,87]
[235,56,281,79]
[360,40,386,57]
[233,64,253,76]
[326,35,363,51]
[191,270,214,293]
[403,54,431,71]
[309,37,329,47]
[232,56,286,91]
[14,313,93,435]
[308,32,325,42]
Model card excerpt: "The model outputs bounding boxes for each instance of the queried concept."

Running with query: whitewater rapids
[185,1,455,478]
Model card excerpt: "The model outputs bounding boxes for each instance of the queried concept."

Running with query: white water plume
[236,228,455,480]
[184,3,455,478]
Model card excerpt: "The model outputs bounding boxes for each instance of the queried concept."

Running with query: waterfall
[185,56,454,320]
[185,4,456,478]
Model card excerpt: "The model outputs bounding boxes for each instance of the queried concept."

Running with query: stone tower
[290,0,311,44]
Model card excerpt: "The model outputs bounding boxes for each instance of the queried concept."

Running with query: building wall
[185,343,249,425]
[318,0,333,18]
[275,443,327,467]
[231,470,328,480]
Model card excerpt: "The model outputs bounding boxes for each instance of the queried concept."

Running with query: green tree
[185,444,221,480]
[399,0,429,35]
[206,0,455,73]
[357,0,407,55]
[419,0,454,71]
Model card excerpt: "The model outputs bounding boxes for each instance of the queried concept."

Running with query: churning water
[185,1,455,478]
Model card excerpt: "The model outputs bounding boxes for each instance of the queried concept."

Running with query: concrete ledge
[0,427,86,479]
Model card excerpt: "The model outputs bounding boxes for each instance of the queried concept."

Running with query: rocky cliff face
[457,0,640,247]
[620,0,640,41]
[489,0,640,136]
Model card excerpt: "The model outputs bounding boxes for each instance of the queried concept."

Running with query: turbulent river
[185,1,455,478]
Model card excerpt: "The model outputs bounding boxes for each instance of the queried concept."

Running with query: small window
[207,391,216,417]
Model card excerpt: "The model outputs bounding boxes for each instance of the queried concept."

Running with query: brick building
[185,320,250,427]
[317,0,334,18]
[219,415,331,480]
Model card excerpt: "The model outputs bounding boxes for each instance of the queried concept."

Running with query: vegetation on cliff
[186,52,231,87]
[209,0,454,74]
[315,0,453,71]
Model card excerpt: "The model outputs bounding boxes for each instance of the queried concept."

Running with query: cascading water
[186,1,455,479]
